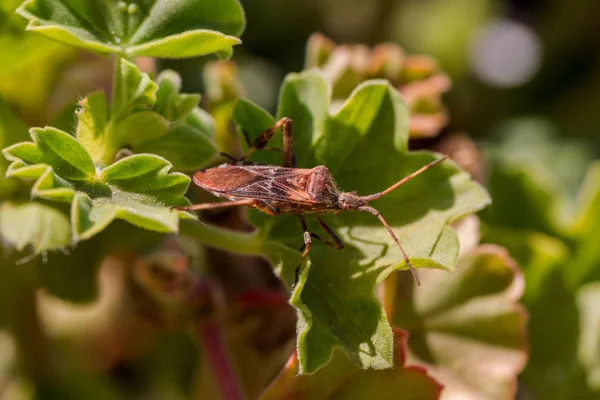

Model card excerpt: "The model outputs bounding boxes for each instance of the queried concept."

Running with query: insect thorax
[307,166,339,205]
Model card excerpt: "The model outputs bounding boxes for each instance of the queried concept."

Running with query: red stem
[196,319,245,400]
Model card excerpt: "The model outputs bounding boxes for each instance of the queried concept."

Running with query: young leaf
[132,108,218,171]
[387,245,527,400]
[17,0,245,59]
[260,330,442,400]
[113,58,158,117]
[76,63,214,168]
[7,127,96,180]
[3,128,190,247]
[155,70,200,123]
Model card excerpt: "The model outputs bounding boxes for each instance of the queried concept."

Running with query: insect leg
[242,117,296,168]
[315,215,344,249]
[173,199,256,212]
[294,215,312,288]
[358,205,421,286]
[219,152,239,162]
[242,131,252,148]
[280,117,295,168]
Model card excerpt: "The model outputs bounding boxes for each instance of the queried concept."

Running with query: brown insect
[177,118,448,286]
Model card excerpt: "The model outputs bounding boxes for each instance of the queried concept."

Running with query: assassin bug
[176,118,448,286]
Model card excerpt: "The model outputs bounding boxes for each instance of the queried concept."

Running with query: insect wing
[194,165,314,203]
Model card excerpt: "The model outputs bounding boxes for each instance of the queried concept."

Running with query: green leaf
[155,70,200,123]
[113,111,169,145]
[265,74,488,373]
[17,0,245,59]
[132,108,217,171]
[127,30,241,59]
[182,71,490,374]
[6,127,96,180]
[76,63,213,168]
[316,79,409,173]
[480,160,599,398]
[75,91,109,163]
[486,118,593,195]
[0,201,71,252]
[482,159,562,236]
[479,120,600,398]
[568,162,600,286]
[3,128,190,246]
[387,245,527,399]
[232,98,277,164]
[113,58,158,118]
[260,330,442,399]
[276,69,330,168]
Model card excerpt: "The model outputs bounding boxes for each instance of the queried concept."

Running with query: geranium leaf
[181,71,490,374]
[261,73,488,373]
[276,70,330,168]
[29,127,95,180]
[3,129,190,247]
[75,91,109,163]
[132,108,217,171]
[0,201,71,253]
[113,58,158,118]
[232,98,278,165]
[481,133,600,398]
[155,70,200,123]
[387,245,527,399]
[17,0,245,59]
[315,79,409,173]
[260,329,442,400]
[76,64,214,167]
[113,111,169,145]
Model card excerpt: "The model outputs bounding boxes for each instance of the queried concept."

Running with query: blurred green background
[2,0,600,399]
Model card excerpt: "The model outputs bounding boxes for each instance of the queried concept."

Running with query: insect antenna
[361,155,449,202]
[356,154,449,285]
[358,205,420,285]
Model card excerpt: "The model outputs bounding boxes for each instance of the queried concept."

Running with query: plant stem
[179,219,265,255]
[191,279,245,400]
[196,318,246,400]
[111,56,125,115]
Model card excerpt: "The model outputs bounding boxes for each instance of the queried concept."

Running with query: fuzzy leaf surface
[133,108,218,171]
[16,0,245,59]
[3,127,189,247]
